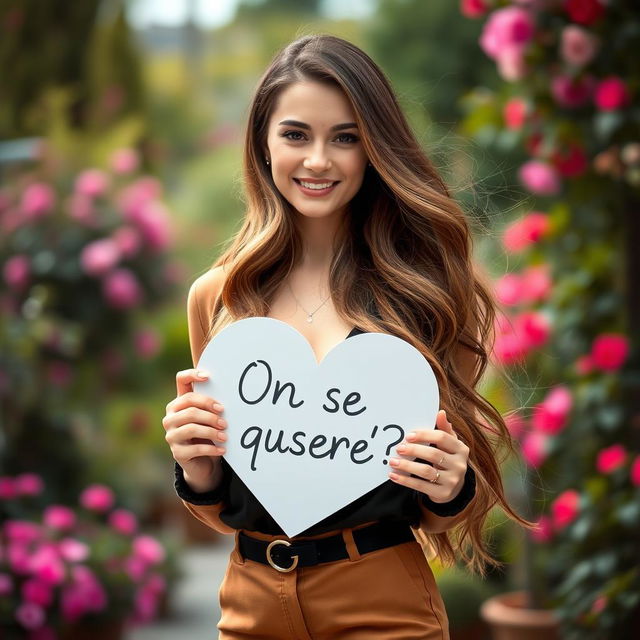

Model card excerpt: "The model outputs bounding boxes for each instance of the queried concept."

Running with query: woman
[162,34,531,639]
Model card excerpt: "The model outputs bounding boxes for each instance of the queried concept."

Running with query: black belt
[238,520,415,573]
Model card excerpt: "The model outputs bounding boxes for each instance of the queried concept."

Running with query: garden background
[1,1,639,639]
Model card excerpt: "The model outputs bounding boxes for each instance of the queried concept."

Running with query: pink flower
[4,520,41,544]
[79,484,115,512]
[60,568,108,623]
[495,273,523,306]
[596,444,627,474]
[521,431,549,467]
[3,254,31,290]
[594,76,631,111]
[550,74,595,108]
[496,47,528,82]
[493,327,529,365]
[591,333,629,371]
[630,456,640,487]
[532,385,572,435]
[551,489,581,529]
[551,142,589,178]
[15,602,45,630]
[20,183,55,219]
[460,0,488,19]
[129,201,173,251]
[43,505,76,531]
[560,25,600,67]
[30,544,65,585]
[80,238,120,277]
[58,538,90,563]
[110,148,140,174]
[67,192,96,226]
[118,177,163,217]
[0,572,13,596]
[514,309,551,349]
[503,97,528,129]
[22,578,54,607]
[531,514,553,543]
[14,473,44,497]
[591,594,608,614]
[519,160,561,196]
[502,212,550,253]
[132,535,165,566]
[0,476,18,499]
[479,7,535,61]
[112,226,141,258]
[103,268,143,309]
[109,508,138,535]
[124,555,147,582]
[7,542,32,574]
[74,169,110,198]
[134,328,162,359]
[563,0,605,26]
[520,264,552,302]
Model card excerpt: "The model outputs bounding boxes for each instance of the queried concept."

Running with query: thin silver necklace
[286,280,331,323]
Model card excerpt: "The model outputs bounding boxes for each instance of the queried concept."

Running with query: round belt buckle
[266,539,299,573]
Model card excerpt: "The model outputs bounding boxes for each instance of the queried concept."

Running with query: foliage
[0,473,180,638]
[459,0,640,637]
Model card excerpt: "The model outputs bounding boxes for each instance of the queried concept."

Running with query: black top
[175,327,476,536]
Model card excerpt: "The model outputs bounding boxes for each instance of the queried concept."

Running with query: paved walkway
[127,535,235,639]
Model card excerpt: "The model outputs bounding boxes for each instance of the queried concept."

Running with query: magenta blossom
[74,169,110,198]
[520,264,552,302]
[43,505,76,531]
[502,211,550,253]
[531,386,572,435]
[460,0,489,19]
[80,238,120,277]
[128,200,173,251]
[14,473,44,497]
[563,0,605,26]
[521,431,549,467]
[112,226,142,258]
[21,578,54,607]
[493,326,529,365]
[132,535,165,566]
[596,444,627,474]
[15,602,46,630]
[551,489,581,529]
[479,7,535,60]
[519,160,561,196]
[134,328,162,359]
[20,183,55,219]
[3,254,31,290]
[631,456,640,487]
[590,333,629,372]
[503,97,528,129]
[0,476,18,499]
[79,484,115,512]
[109,508,138,535]
[29,544,65,585]
[575,354,594,375]
[0,572,14,596]
[58,538,90,563]
[514,309,551,349]
[594,76,631,111]
[495,273,523,306]
[103,268,143,309]
[551,74,595,108]
[560,25,600,67]
[4,520,41,544]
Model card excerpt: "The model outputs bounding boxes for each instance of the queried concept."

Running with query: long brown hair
[205,33,533,576]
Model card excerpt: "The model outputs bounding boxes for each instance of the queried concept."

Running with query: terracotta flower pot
[480,590,560,640]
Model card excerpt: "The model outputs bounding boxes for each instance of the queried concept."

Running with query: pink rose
[74,169,110,198]
[58,538,90,563]
[4,520,41,544]
[20,183,55,219]
[532,386,572,435]
[108,508,138,535]
[519,160,561,196]
[520,264,552,302]
[493,328,529,365]
[14,473,44,497]
[630,456,640,487]
[67,193,96,226]
[514,309,551,349]
[503,97,528,129]
[590,333,629,371]
[495,273,523,306]
[102,268,143,309]
[130,201,173,251]
[550,74,594,108]
[497,46,528,82]
[551,142,589,178]
[3,255,31,290]
[132,535,165,566]
[480,7,535,60]
[110,148,140,174]
[594,76,631,111]
[29,544,65,585]
[522,431,549,467]
[551,489,581,528]
[460,0,488,19]
[43,505,76,531]
[118,177,163,218]
[596,443,627,474]
[560,25,600,67]
[80,238,120,277]
[502,212,550,253]
[563,0,605,26]
[112,226,142,258]
[0,476,18,499]
[21,578,54,607]
[79,484,115,512]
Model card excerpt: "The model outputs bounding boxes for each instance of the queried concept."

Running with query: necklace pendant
[307,315,313,323]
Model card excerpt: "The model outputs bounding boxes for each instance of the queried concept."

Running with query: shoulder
[187,265,228,327]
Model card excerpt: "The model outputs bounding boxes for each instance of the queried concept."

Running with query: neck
[294,206,347,272]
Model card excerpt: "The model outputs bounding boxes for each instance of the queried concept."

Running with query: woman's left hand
[388,409,470,503]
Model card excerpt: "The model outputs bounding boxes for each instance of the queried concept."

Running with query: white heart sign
[195,317,439,537]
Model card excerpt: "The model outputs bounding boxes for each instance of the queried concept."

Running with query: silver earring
[266,158,270,165]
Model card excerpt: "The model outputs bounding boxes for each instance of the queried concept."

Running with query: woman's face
[264,80,369,223]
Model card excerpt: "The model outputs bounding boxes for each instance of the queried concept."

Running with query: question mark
[382,424,405,465]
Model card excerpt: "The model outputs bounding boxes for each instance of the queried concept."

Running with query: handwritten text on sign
[195,317,439,537]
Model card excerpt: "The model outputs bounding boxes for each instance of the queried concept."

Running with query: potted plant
[0,472,180,638]
[459,1,640,637]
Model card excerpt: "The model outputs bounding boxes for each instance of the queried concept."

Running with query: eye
[335,133,359,144]
[281,130,305,141]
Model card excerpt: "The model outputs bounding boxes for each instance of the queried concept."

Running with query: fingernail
[213,403,224,412]
[396,445,407,453]
[406,432,417,441]
[196,370,209,378]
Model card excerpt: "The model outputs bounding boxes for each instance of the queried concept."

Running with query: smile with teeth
[295,179,338,190]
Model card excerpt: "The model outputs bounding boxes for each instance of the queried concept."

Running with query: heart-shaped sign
[195,317,439,537]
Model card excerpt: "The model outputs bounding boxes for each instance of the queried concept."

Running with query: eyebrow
[277,119,358,131]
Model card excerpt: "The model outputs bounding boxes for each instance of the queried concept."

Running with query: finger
[166,423,227,446]
[389,456,442,482]
[437,409,458,439]
[402,430,459,454]
[176,368,210,397]
[388,470,448,499]
[169,392,224,416]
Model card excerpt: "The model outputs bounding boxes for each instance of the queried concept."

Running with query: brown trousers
[216,521,450,639]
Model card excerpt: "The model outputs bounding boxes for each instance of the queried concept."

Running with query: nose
[303,143,332,172]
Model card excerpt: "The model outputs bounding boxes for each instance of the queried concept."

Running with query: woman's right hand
[162,368,227,493]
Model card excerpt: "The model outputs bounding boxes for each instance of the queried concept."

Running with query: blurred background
[1,0,639,638]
